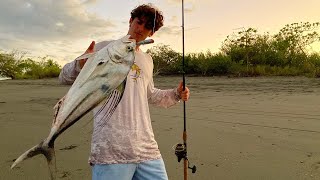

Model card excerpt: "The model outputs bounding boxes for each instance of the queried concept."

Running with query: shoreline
[0,77,12,81]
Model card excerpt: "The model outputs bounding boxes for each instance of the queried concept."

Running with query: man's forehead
[137,16,148,23]
[134,16,154,31]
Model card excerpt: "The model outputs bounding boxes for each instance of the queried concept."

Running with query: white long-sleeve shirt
[59,40,180,164]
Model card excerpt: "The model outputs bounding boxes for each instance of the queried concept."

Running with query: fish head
[108,35,136,65]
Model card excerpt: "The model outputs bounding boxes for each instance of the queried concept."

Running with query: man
[59,4,190,180]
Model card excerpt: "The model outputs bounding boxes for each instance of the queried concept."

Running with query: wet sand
[1,76,320,180]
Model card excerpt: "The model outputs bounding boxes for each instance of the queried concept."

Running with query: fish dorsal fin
[74,52,96,61]
[121,35,131,41]
[121,35,136,44]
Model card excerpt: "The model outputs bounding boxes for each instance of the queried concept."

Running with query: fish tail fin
[11,141,57,179]
[46,146,57,180]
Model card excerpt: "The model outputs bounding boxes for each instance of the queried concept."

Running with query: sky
[0,0,319,66]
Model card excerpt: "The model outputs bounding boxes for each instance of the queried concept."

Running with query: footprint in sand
[59,144,78,151]
[60,171,71,178]
[311,161,320,170]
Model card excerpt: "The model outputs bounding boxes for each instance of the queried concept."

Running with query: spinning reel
[174,143,197,174]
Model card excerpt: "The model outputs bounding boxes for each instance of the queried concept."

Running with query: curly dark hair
[130,4,164,32]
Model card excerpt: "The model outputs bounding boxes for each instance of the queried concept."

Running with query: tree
[221,27,261,73]
[0,52,21,79]
[0,50,61,79]
[146,44,181,75]
[273,22,320,65]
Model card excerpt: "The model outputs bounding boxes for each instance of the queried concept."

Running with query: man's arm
[58,60,82,85]
[147,77,181,108]
[147,78,190,108]
[58,41,95,85]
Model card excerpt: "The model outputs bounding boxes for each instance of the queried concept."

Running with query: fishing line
[153,6,156,34]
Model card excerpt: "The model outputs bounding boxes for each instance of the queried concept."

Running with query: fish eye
[127,46,133,51]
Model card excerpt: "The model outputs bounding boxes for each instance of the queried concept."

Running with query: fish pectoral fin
[52,96,65,125]
[74,52,96,61]
[53,96,65,110]
[93,80,127,134]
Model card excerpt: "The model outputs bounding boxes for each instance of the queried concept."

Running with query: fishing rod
[174,0,196,179]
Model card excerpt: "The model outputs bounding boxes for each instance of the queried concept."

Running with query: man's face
[128,17,154,43]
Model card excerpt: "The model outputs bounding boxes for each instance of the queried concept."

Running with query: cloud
[166,0,192,3]
[155,25,181,37]
[165,0,195,13]
[81,0,99,5]
[166,0,212,3]
[0,0,116,64]
[0,0,115,40]
[169,15,178,24]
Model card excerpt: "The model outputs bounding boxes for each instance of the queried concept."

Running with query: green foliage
[274,22,320,55]
[218,22,320,77]
[146,44,181,75]
[147,45,234,76]
[1,22,320,79]
[147,23,320,78]
[184,51,232,75]
[0,51,61,79]
[0,52,21,79]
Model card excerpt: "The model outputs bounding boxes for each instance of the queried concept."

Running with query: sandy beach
[1,76,320,180]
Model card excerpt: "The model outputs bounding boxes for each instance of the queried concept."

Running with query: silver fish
[11,35,136,179]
